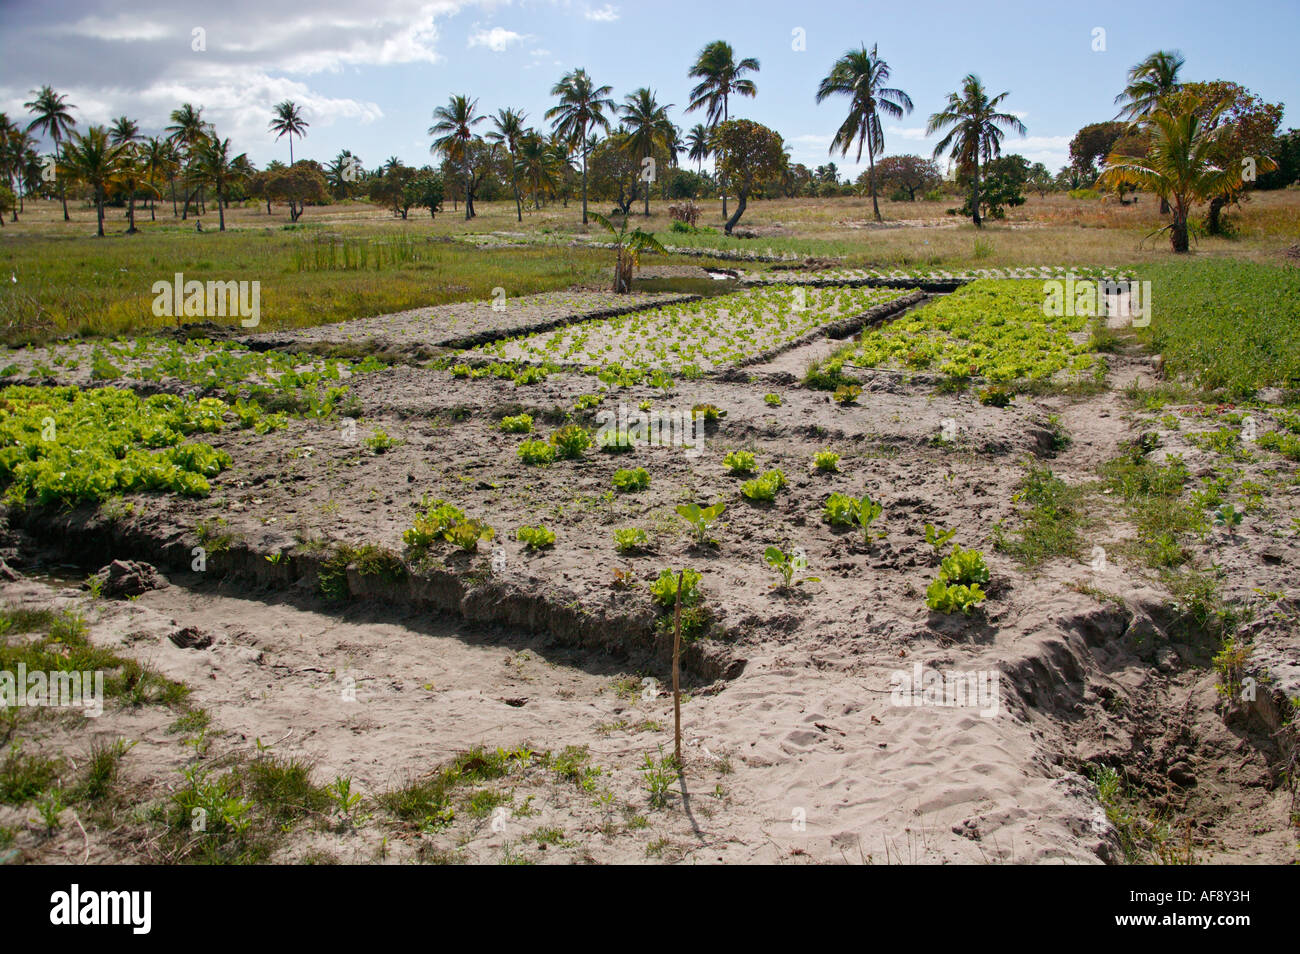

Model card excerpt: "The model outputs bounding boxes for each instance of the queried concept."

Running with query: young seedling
[724,450,757,475]
[764,545,820,592]
[676,501,725,545]
[614,527,649,553]
[516,525,556,550]
[833,384,862,406]
[923,522,958,558]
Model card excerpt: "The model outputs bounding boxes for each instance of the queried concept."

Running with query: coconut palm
[268,100,309,165]
[60,126,126,236]
[816,44,913,221]
[429,94,486,220]
[1114,50,1185,125]
[23,85,77,221]
[188,134,246,232]
[487,107,528,222]
[139,137,173,220]
[619,88,675,215]
[687,40,759,217]
[0,115,35,221]
[685,123,712,173]
[546,69,616,225]
[165,103,212,218]
[1098,96,1255,253]
[926,74,1026,227]
[108,117,145,231]
[516,130,559,210]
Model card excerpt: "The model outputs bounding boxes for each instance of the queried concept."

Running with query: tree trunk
[1170,203,1189,252]
[720,99,729,220]
[581,120,589,226]
[971,159,982,228]
[724,189,746,234]
[217,184,225,231]
[1206,194,1227,236]
[95,188,105,237]
[464,165,472,221]
[170,176,178,216]
[868,147,880,222]
[126,186,137,233]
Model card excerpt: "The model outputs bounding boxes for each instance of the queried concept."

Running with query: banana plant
[590,212,667,293]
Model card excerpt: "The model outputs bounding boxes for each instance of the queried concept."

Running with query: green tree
[188,134,247,231]
[816,44,912,221]
[23,85,77,221]
[713,119,786,234]
[620,88,675,215]
[1098,96,1253,252]
[487,107,527,222]
[546,69,616,226]
[268,101,309,165]
[60,126,125,237]
[685,123,712,173]
[430,94,486,220]
[926,74,1026,227]
[1114,50,1184,124]
[687,40,759,219]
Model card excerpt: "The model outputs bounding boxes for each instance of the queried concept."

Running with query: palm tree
[685,123,712,173]
[687,40,759,218]
[268,100,309,165]
[816,44,913,221]
[188,135,246,232]
[1114,50,1185,124]
[926,74,1026,227]
[620,88,675,215]
[1115,50,1184,212]
[108,117,144,232]
[546,69,616,225]
[0,115,35,221]
[429,94,486,221]
[60,126,125,236]
[23,85,77,221]
[516,131,559,210]
[140,137,174,220]
[589,212,667,293]
[487,107,528,222]
[165,103,211,218]
[1098,96,1254,252]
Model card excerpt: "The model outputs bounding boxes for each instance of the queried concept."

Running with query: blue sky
[2,0,1295,179]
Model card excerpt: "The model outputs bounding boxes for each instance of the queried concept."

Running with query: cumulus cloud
[468,27,528,52]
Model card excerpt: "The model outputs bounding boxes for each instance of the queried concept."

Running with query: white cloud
[468,27,528,52]
[584,4,619,21]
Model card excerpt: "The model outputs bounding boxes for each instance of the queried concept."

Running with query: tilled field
[2,278,1297,865]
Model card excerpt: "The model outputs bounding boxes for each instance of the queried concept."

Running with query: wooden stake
[673,569,683,769]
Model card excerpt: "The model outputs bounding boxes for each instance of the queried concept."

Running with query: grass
[994,466,1090,566]
[1136,260,1300,398]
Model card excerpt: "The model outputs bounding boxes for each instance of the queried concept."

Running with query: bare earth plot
[1,278,1297,865]
[238,290,698,354]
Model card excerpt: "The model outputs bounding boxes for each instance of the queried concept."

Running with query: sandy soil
[2,285,1297,865]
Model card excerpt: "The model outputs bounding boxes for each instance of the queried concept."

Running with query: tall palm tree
[687,40,759,218]
[487,107,528,222]
[1114,50,1185,124]
[0,115,35,221]
[139,137,173,220]
[188,135,246,232]
[816,44,913,221]
[60,126,125,237]
[268,100,309,165]
[165,103,211,218]
[546,69,616,225]
[685,123,712,173]
[429,94,486,221]
[23,85,77,221]
[620,88,674,215]
[1098,96,1253,253]
[108,117,144,232]
[926,74,1026,227]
